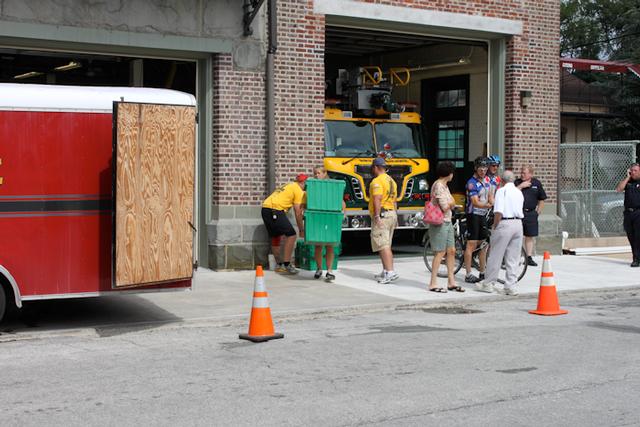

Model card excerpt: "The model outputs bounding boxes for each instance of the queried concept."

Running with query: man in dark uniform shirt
[515,165,547,267]
[616,163,640,267]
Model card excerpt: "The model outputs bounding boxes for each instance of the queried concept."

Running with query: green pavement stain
[397,306,484,314]
[367,325,456,334]
[495,367,538,374]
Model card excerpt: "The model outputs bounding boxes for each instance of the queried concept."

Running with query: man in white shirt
[476,170,524,295]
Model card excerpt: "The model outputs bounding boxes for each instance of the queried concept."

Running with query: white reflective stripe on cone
[252,297,270,308]
[542,259,551,272]
[540,276,555,286]
[254,277,266,293]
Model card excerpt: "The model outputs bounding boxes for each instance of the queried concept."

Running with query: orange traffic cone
[529,252,568,316]
[239,265,284,342]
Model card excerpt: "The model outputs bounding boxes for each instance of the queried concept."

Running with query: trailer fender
[0,265,22,308]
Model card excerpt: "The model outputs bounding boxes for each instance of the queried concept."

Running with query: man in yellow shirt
[261,174,307,274]
[369,157,398,284]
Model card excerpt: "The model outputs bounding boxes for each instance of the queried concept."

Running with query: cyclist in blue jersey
[487,155,502,191]
[487,155,502,206]
[463,157,493,283]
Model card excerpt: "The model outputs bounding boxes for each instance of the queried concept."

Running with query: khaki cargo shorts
[370,211,397,252]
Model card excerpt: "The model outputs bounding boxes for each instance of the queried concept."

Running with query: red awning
[560,57,638,75]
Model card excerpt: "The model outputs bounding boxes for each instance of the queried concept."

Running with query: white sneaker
[387,272,399,282]
[502,287,519,296]
[377,272,399,284]
[474,281,495,293]
[285,264,299,275]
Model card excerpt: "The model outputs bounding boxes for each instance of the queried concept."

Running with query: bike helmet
[474,156,490,169]
[488,155,501,166]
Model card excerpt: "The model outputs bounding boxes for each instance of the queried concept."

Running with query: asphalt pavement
[1,289,639,426]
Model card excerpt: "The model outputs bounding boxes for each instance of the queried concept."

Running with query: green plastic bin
[305,178,345,212]
[304,210,343,244]
[295,240,341,271]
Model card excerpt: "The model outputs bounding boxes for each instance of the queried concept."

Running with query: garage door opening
[0,49,196,95]
[0,47,203,263]
[324,26,489,194]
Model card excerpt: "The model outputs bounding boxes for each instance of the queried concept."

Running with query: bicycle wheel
[423,235,464,278]
[517,247,528,282]
[496,247,528,284]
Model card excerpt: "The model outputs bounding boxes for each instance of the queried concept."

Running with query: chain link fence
[559,141,639,238]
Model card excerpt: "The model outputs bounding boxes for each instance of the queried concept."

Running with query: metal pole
[588,146,593,236]
[266,0,277,193]
[556,101,561,218]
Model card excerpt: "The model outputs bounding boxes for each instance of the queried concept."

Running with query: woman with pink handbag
[425,161,463,293]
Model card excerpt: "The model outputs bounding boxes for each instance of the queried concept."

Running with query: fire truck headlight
[418,179,428,191]
[351,216,362,228]
[409,212,424,228]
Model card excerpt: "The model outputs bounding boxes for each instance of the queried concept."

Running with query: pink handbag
[423,199,444,226]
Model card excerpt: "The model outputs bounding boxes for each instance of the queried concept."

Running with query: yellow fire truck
[323,66,430,231]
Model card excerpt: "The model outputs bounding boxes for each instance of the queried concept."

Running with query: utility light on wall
[54,61,81,71]
[520,90,532,108]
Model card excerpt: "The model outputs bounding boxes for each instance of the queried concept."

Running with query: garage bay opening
[324,26,489,246]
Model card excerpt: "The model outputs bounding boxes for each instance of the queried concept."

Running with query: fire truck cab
[323,67,430,232]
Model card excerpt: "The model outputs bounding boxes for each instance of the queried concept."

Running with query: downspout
[266,0,277,193]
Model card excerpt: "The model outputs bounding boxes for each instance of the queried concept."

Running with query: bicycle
[423,209,527,284]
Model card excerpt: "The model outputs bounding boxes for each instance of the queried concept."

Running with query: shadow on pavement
[1,294,182,337]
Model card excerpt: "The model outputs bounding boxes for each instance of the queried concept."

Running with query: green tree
[561,0,638,60]
[561,0,640,139]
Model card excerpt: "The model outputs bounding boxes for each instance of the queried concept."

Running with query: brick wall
[212,0,560,205]
[212,54,267,205]
[504,0,561,202]
[211,1,325,207]
[274,0,326,185]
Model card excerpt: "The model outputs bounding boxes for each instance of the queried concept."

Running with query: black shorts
[261,207,296,238]
[522,210,539,237]
[467,213,488,241]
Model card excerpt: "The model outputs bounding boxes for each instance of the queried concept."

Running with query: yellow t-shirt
[262,182,305,212]
[368,173,397,215]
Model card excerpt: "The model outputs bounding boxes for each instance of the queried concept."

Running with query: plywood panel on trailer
[114,103,196,288]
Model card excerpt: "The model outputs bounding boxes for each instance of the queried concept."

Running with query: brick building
[0,0,561,270]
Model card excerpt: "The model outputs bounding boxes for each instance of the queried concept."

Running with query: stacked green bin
[298,178,345,270]
[305,178,345,211]
[295,240,342,271]
[304,178,345,245]
[304,210,344,244]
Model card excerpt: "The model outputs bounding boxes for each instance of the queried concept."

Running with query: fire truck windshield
[375,122,422,158]
[324,121,374,157]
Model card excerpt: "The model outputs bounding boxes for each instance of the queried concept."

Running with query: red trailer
[0,84,198,321]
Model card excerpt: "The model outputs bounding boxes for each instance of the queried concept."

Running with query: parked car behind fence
[559,141,639,238]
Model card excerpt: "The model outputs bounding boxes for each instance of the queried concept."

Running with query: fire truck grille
[355,165,412,198]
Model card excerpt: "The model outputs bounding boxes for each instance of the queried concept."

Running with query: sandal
[429,287,447,293]
[447,286,466,293]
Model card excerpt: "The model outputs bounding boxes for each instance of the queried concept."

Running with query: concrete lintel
[0,21,233,57]
[314,0,523,38]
